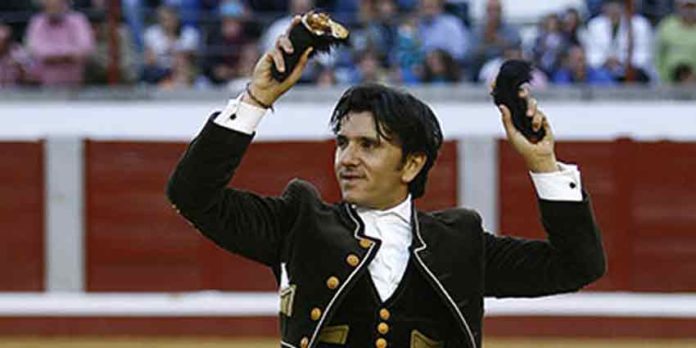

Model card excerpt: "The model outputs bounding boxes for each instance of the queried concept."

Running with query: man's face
[42,0,66,16]
[334,111,414,210]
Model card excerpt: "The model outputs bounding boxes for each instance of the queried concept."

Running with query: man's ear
[401,153,427,184]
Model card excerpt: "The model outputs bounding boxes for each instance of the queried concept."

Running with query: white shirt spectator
[144,24,200,69]
[585,14,654,73]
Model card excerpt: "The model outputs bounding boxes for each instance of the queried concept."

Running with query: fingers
[498,104,517,138]
[270,46,285,73]
[540,113,554,143]
[531,108,544,132]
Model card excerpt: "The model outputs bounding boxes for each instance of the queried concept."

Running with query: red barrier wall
[499,139,696,292]
[84,140,458,292]
[0,142,44,291]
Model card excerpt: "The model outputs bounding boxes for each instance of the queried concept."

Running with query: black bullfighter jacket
[166,118,606,348]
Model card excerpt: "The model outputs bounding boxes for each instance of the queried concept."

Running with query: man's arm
[484,90,606,297]
[166,17,313,266]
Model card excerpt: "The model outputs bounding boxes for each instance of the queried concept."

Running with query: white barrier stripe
[1,292,695,318]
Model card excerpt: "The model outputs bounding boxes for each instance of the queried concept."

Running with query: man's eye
[336,138,347,148]
[361,140,376,149]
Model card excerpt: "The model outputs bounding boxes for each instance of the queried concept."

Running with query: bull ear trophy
[270,11,350,82]
[491,60,545,143]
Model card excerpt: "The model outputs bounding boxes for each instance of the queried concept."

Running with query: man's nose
[339,143,360,166]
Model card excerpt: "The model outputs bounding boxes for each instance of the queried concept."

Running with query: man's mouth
[339,173,364,182]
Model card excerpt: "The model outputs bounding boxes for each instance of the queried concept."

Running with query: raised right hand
[243,16,313,108]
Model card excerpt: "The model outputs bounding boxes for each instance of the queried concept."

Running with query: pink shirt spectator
[26,11,95,87]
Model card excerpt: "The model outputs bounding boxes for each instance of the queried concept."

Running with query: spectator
[585,0,653,83]
[478,44,547,88]
[26,0,95,87]
[201,1,252,85]
[226,42,262,90]
[532,13,568,76]
[422,48,461,83]
[84,11,139,85]
[260,0,313,54]
[392,15,425,84]
[417,0,470,62]
[350,0,399,67]
[158,49,197,89]
[655,0,696,84]
[562,8,587,47]
[469,0,521,81]
[0,22,35,87]
[671,63,696,84]
[142,5,200,84]
[315,64,338,86]
[350,50,389,84]
[552,45,616,85]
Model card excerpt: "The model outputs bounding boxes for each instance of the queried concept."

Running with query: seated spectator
[671,63,696,85]
[158,49,197,89]
[469,0,521,81]
[201,1,252,85]
[532,13,568,76]
[392,15,425,84]
[655,0,696,84]
[422,48,461,83]
[315,64,338,86]
[0,22,35,87]
[561,8,588,47]
[417,0,470,62]
[478,45,548,88]
[226,42,262,90]
[553,45,615,85]
[84,11,139,85]
[142,4,200,84]
[25,0,95,87]
[585,0,653,83]
[349,50,389,84]
[350,0,399,68]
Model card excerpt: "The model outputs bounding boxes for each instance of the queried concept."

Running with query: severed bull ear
[271,11,350,82]
[491,60,545,143]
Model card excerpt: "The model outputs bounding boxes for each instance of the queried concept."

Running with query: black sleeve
[483,192,606,297]
[166,116,298,267]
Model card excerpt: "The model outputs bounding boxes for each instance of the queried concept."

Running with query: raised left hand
[498,87,558,173]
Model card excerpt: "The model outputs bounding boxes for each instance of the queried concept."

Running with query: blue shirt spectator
[417,0,470,62]
[469,0,520,80]
[553,45,616,85]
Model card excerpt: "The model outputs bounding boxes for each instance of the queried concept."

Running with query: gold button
[346,254,360,267]
[310,307,322,321]
[379,308,390,320]
[375,338,388,348]
[359,239,372,249]
[326,276,340,290]
[377,322,389,335]
[300,337,309,348]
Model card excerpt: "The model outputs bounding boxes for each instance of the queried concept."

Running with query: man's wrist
[527,157,559,173]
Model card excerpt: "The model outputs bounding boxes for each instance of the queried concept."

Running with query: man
[167,18,605,348]
[25,0,95,87]
[417,0,470,63]
[585,0,653,83]
[655,0,696,84]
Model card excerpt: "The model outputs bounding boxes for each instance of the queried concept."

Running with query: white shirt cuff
[213,93,268,135]
[529,162,583,202]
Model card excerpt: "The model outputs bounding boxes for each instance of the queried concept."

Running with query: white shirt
[585,15,654,72]
[214,96,584,301]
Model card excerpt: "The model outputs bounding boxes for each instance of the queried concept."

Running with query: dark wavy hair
[329,83,443,199]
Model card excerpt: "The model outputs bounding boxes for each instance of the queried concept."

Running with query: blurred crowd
[1,0,695,89]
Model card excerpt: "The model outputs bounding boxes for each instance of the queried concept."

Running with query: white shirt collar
[355,194,412,224]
